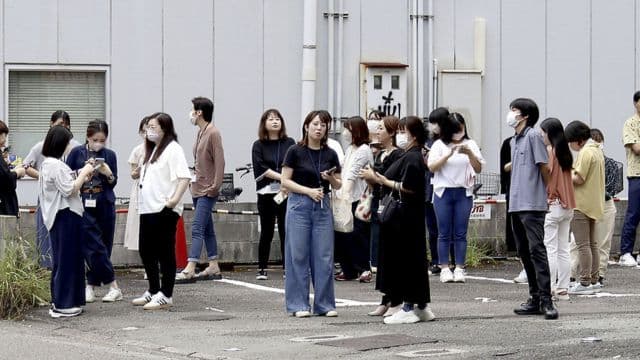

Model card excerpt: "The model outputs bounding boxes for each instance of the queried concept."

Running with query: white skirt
[123,180,140,251]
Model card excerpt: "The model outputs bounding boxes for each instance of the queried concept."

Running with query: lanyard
[84,145,100,191]
[306,147,323,187]
[274,141,281,172]
[139,146,158,189]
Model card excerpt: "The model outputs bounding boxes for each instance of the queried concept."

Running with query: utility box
[360,63,408,119]
[439,70,483,147]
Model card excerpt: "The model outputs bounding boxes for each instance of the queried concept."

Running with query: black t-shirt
[282,143,341,193]
[251,137,296,190]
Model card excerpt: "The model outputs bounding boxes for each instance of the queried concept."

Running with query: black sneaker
[514,297,542,315]
[256,269,268,280]
[541,301,558,320]
[429,265,441,275]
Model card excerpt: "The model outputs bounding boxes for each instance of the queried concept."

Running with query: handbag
[332,195,354,233]
[377,189,402,224]
[354,187,373,222]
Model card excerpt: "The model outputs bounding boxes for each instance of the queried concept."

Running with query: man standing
[507,98,557,320]
[175,97,225,282]
[24,110,81,269]
[619,91,640,267]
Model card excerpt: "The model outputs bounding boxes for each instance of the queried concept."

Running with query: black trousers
[257,194,287,269]
[337,202,371,279]
[511,211,552,301]
[139,207,179,297]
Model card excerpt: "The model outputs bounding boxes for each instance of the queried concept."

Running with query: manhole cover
[290,334,351,343]
[181,314,233,321]
[397,348,466,358]
[317,334,437,351]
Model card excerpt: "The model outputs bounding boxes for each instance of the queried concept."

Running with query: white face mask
[506,111,520,128]
[429,123,440,135]
[189,111,198,125]
[90,142,104,152]
[146,129,161,143]
[452,131,465,141]
[341,129,352,145]
[396,133,408,148]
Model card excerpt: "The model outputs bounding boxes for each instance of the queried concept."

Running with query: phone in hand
[93,157,105,169]
[273,191,288,204]
[325,166,337,175]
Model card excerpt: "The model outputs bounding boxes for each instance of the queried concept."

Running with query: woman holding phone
[66,120,122,303]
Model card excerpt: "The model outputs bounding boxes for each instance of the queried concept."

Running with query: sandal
[196,267,222,281]
[174,270,196,284]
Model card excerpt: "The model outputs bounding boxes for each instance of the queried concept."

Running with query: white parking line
[465,275,522,284]
[216,279,378,307]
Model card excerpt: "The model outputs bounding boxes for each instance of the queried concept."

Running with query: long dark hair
[258,108,288,141]
[540,118,572,171]
[144,112,178,164]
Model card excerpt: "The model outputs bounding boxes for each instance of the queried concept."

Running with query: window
[373,75,382,90]
[8,70,106,159]
[391,75,400,89]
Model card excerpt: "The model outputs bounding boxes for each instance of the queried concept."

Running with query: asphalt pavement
[2,260,640,359]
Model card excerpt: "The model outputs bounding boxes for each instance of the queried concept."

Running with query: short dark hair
[367,109,384,120]
[86,119,109,139]
[590,128,604,143]
[345,116,370,146]
[258,109,288,141]
[509,98,539,127]
[0,120,8,135]
[402,116,426,147]
[139,116,150,133]
[428,107,450,126]
[634,91,640,103]
[192,97,214,123]
[439,113,464,144]
[144,112,179,164]
[42,125,72,159]
[50,110,70,127]
[299,110,332,147]
[564,120,591,143]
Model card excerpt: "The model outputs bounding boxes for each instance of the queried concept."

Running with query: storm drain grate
[316,334,437,351]
[181,314,233,322]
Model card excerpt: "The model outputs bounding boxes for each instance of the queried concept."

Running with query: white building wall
[2,0,640,204]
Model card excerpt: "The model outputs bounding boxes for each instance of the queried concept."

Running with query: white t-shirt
[428,139,485,198]
[327,138,345,165]
[25,138,81,171]
[38,158,84,230]
[138,141,191,216]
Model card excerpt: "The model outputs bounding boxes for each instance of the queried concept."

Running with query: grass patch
[0,235,50,320]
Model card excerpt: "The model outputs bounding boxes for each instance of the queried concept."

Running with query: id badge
[85,198,97,208]
[191,174,197,183]
[269,182,281,192]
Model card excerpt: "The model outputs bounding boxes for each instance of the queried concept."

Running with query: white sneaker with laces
[143,291,172,310]
[294,310,311,318]
[414,307,436,322]
[439,268,454,283]
[589,283,603,293]
[49,306,83,318]
[85,286,95,303]
[324,310,338,317]
[568,283,595,295]
[384,309,421,324]
[513,269,528,283]
[102,287,123,302]
[453,268,466,283]
[619,253,638,267]
[132,291,155,306]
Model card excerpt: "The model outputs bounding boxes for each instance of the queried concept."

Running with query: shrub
[0,236,50,320]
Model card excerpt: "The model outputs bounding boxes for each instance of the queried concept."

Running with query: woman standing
[66,120,123,303]
[334,116,374,282]
[39,126,94,317]
[364,116,434,324]
[361,116,402,316]
[251,109,295,280]
[0,120,25,216]
[539,118,575,300]
[132,113,191,310]
[281,110,342,317]
[124,116,149,251]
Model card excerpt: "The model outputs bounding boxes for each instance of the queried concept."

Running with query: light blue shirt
[508,127,549,212]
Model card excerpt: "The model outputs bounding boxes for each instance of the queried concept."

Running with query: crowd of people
[1,91,640,322]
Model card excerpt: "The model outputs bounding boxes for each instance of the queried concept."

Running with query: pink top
[546,148,576,209]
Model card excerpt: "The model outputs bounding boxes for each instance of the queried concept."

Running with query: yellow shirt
[623,113,640,177]
[573,140,605,220]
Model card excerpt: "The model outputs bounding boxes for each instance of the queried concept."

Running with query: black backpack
[604,156,624,197]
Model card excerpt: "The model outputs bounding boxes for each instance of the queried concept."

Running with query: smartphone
[325,166,337,175]
[273,191,288,205]
[93,157,105,170]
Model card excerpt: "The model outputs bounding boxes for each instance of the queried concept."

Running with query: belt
[82,186,103,194]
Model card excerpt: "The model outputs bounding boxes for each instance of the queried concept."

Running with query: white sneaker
[143,291,173,310]
[453,268,466,283]
[49,306,82,318]
[414,307,436,322]
[102,287,123,302]
[513,269,528,283]
[384,309,421,324]
[589,283,603,293]
[383,304,402,317]
[132,291,155,306]
[568,283,595,295]
[85,286,95,303]
[439,268,454,283]
[619,253,638,267]
[323,310,338,317]
[293,310,311,318]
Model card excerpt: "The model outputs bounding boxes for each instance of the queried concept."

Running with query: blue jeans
[188,196,218,262]
[284,193,335,314]
[425,202,439,265]
[621,177,640,254]
[434,188,473,266]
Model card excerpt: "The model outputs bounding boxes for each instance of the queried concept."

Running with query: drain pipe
[301,0,318,125]
[327,0,334,116]
[426,0,434,112]
[336,0,344,124]
[411,0,418,115]
[417,0,424,117]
